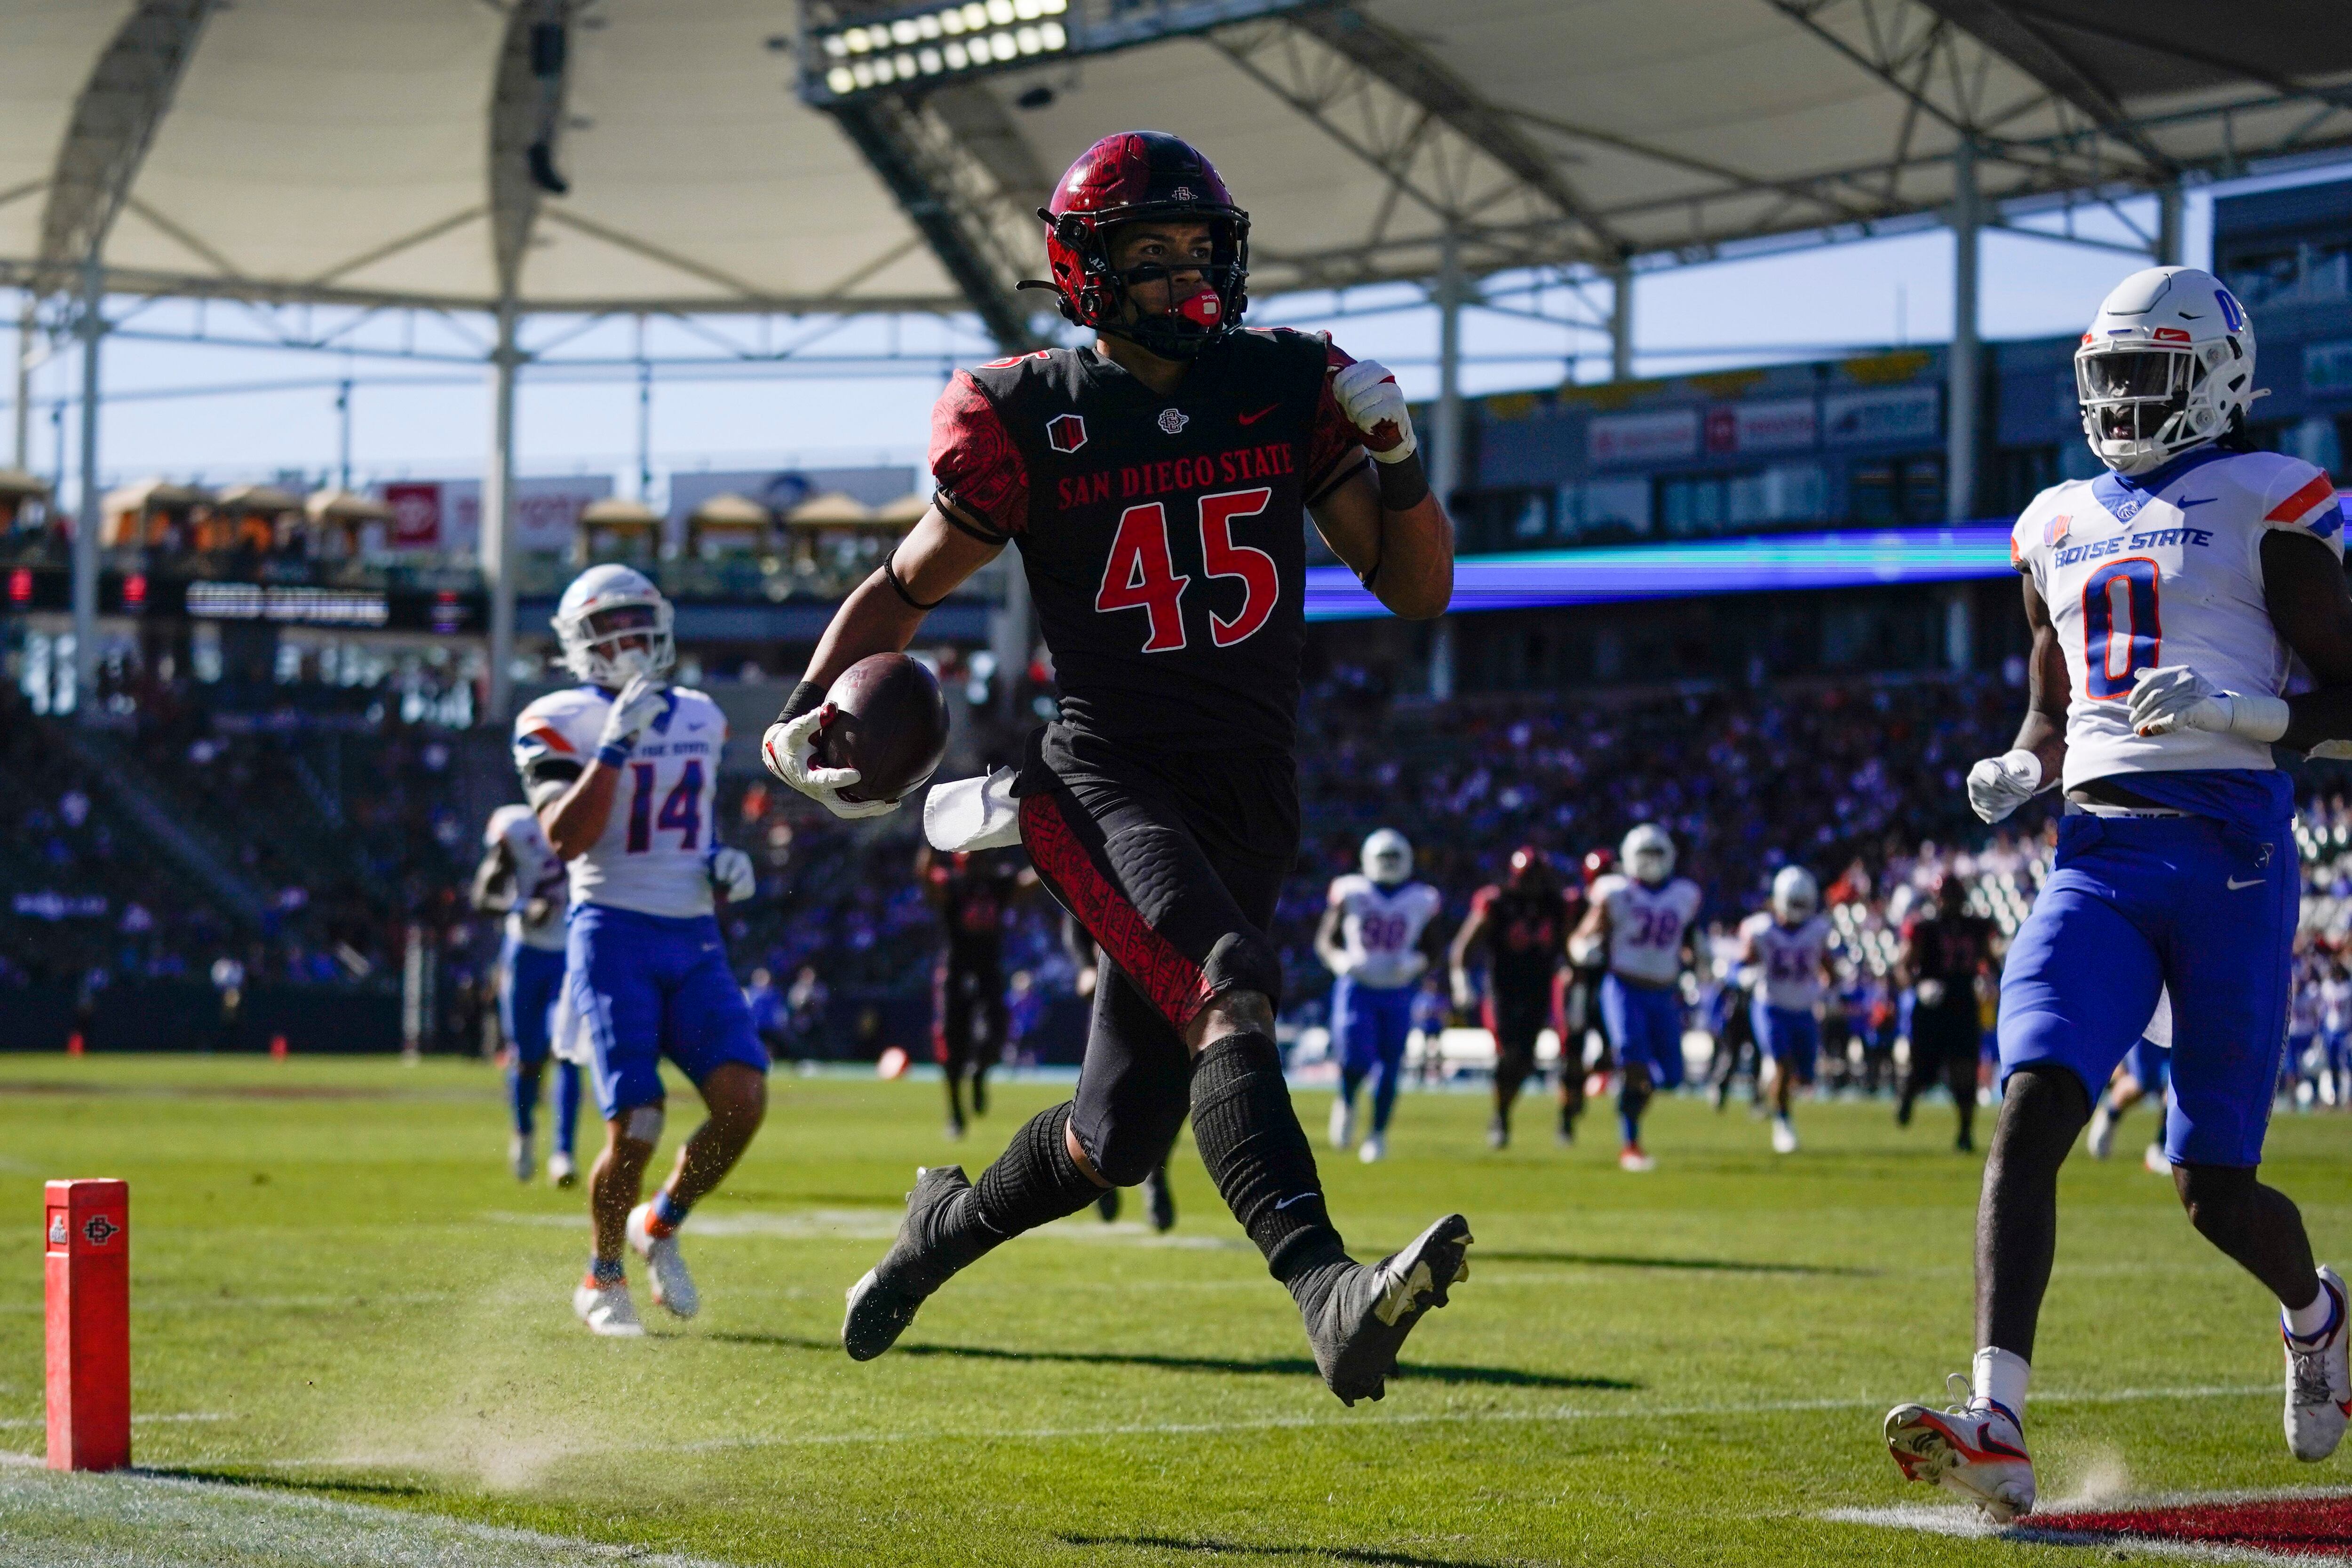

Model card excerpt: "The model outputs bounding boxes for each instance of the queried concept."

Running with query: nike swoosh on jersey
[2227,876,2264,890]
[2177,496,2218,509]
[1238,404,1279,425]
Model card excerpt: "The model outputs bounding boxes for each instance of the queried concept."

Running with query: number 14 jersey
[511,685,727,919]
[2010,445,2338,792]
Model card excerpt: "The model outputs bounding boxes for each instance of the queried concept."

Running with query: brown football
[817,653,951,803]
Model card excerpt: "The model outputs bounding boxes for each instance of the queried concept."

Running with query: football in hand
[817,653,951,803]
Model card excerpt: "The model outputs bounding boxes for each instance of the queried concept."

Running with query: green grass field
[2,1053,2348,1566]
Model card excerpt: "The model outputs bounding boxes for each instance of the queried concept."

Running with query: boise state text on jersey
[512,685,729,919]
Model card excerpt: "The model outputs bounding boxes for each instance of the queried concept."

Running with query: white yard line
[1826,1485,2352,1567]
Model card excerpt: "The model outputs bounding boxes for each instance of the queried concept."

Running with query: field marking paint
[0,1413,230,1431]
[219,1380,2276,1473]
[485,1210,1248,1249]
[0,1463,739,1568]
[1827,1484,2352,1566]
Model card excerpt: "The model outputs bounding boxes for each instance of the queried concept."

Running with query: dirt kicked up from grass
[3,1052,2350,1566]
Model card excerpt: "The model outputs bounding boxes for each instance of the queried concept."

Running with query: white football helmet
[553,564,674,688]
[1770,865,1819,923]
[1621,823,1674,886]
[1360,828,1413,886]
[2076,266,2257,477]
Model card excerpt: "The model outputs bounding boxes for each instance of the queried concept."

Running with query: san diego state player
[763,131,1465,1404]
[918,845,1036,1139]
[1448,847,1572,1149]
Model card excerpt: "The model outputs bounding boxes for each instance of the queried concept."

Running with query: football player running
[765,131,1466,1405]
[1572,824,1701,1172]
[918,846,1037,1140]
[1886,267,2352,1520]
[471,803,580,1185]
[1316,828,1443,1163]
[1737,866,1834,1155]
[515,565,768,1337]
[1448,846,1573,1148]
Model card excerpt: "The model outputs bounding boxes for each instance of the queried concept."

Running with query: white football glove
[595,673,668,764]
[760,705,898,820]
[2127,664,2289,742]
[1450,970,1477,1012]
[707,846,756,903]
[1331,358,1417,464]
[1965,749,2044,825]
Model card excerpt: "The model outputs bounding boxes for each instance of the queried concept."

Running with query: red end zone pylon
[45,1179,130,1471]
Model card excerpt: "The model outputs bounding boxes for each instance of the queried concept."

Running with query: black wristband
[1375,450,1431,511]
[777,679,826,727]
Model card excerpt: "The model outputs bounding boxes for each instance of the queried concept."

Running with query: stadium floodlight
[799,0,1323,105]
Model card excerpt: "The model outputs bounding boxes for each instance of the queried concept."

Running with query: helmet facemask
[2075,342,2222,475]
[1043,207,1249,361]
[561,600,674,688]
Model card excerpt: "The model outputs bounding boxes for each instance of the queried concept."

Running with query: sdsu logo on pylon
[1046,413,1088,454]
[82,1214,117,1246]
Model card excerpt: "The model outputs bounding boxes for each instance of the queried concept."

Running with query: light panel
[814,0,1069,98]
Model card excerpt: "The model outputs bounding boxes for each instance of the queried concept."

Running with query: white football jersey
[1328,875,1442,990]
[2010,447,2341,792]
[1591,873,1702,986]
[484,803,569,951]
[2324,975,2352,1037]
[1740,911,1831,1012]
[511,684,728,920]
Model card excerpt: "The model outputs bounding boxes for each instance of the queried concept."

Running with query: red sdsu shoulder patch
[1046,413,1088,454]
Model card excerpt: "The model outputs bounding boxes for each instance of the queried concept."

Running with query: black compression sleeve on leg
[972,1102,1101,1239]
[1190,1032,1350,1284]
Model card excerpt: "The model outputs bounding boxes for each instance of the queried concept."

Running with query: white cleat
[2284,1264,2352,1462]
[1358,1132,1386,1164]
[2143,1142,2170,1175]
[1771,1118,1798,1155]
[509,1133,533,1182]
[1885,1391,2036,1522]
[1618,1146,1654,1173]
[628,1202,700,1320]
[2087,1105,2116,1159]
[572,1275,646,1337]
[548,1150,577,1187]
[1328,1097,1355,1151]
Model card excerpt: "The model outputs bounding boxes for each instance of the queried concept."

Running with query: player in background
[472,803,580,1185]
[1449,847,1572,1148]
[1570,848,1616,1082]
[1738,866,1834,1155]
[514,565,768,1337]
[919,846,1037,1140]
[1886,267,2352,1520]
[1317,828,1443,1163]
[2088,990,2173,1176]
[2288,959,2325,1106]
[2322,962,2352,1110]
[1894,873,1999,1153]
[766,131,1466,1403]
[1573,824,1701,1171]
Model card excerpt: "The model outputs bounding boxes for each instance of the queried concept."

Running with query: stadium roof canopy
[4,0,2350,343]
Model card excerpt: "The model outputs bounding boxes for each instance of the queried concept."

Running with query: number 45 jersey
[930,329,1369,757]
[511,685,727,919]
[2010,446,2340,792]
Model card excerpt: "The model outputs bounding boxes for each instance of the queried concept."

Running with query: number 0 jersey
[2009,445,2341,792]
[1739,911,1832,1012]
[511,685,727,920]
[930,328,1369,757]
[1327,874,1442,990]
[483,803,570,951]
[1589,873,1702,987]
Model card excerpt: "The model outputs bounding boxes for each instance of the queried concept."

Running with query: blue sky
[10,159,2348,505]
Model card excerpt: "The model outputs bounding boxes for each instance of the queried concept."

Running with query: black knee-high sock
[1190,1032,1352,1314]
[908,1103,1103,1285]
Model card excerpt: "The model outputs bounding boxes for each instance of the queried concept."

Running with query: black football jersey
[931,854,1018,971]
[930,328,1367,756]
[1471,884,1571,999]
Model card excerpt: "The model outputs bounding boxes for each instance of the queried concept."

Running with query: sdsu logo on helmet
[1046,413,1088,454]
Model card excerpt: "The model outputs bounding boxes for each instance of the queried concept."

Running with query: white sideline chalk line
[484,1208,1248,1248]
[1827,1485,2352,1568]
[0,1413,230,1430]
[207,1380,2275,1472]
[0,1463,739,1568]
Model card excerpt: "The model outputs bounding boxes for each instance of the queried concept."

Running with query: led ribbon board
[1302,525,2019,621]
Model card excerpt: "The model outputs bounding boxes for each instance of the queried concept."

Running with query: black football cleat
[1305,1213,1473,1406]
[1142,1163,1176,1233]
[1096,1185,1120,1223]
[843,1165,969,1361]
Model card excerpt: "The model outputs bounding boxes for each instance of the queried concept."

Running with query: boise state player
[1886,267,2352,1520]
[471,804,579,1185]
[2088,989,2173,1176]
[1738,866,1833,1156]
[1315,829,1442,1164]
[1573,824,1700,1172]
[515,565,767,1337]
[1448,847,1573,1148]
[765,131,1467,1404]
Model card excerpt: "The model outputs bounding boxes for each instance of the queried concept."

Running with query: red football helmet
[1506,846,1557,893]
[1029,130,1249,360]
[1581,847,1616,885]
